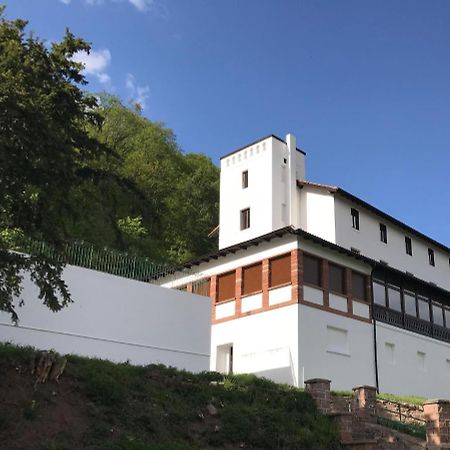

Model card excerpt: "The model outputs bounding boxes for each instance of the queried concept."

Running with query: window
[387,285,402,312]
[373,280,387,306]
[240,208,250,230]
[217,271,236,302]
[351,208,359,230]
[303,254,321,287]
[404,290,417,317]
[428,248,435,267]
[269,254,291,288]
[242,170,248,189]
[192,279,210,297]
[380,223,387,244]
[242,263,262,296]
[418,296,430,321]
[432,303,444,327]
[352,272,366,301]
[329,264,345,294]
[446,309,450,328]
[405,237,412,256]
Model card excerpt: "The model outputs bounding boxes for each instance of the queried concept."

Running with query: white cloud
[125,73,150,110]
[72,49,112,85]
[59,0,156,12]
[128,0,154,12]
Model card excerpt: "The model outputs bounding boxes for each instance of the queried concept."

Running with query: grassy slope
[0,344,342,450]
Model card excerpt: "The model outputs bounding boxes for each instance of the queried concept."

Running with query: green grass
[376,392,426,406]
[0,343,343,450]
[332,390,426,406]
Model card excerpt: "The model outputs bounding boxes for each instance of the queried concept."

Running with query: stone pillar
[424,399,450,449]
[235,267,242,316]
[305,378,331,414]
[210,275,217,322]
[262,259,269,308]
[352,385,377,423]
[291,249,301,303]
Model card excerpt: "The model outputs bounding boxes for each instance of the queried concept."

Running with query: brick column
[210,275,217,323]
[291,249,301,303]
[345,268,353,315]
[187,283,193,293]
[235,268,242,316]
[262,259,269,308]
[424,399,450,448]
[352,385,377,423]
[305,378,331,414]
[321,260,329,307]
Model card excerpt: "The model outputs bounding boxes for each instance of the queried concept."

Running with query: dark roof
[159,225,450,297]
[220,134,306,160]
[298,180,450,255]
[166,226,375,273]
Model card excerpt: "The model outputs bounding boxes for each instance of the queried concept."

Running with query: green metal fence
[17,237,172,282]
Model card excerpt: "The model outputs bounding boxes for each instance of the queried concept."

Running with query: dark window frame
[242,170,248,189]
[405,236,413,256]
[352,271,367,302]
[328,263,346,295]
[428,248,435,267]
[380,223,387,244]
[351,208,360,230]
[303,253,322,288]
[240,208,250,230]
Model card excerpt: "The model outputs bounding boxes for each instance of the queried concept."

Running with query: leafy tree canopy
[0,7,106,321]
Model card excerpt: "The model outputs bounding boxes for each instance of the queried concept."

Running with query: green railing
[16,237,172,282]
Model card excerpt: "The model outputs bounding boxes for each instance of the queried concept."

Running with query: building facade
[160,134,450,399]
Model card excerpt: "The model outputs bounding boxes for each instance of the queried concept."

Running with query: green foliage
[0,6,108,322]
[0,343,342,450]
[66,94,220,263]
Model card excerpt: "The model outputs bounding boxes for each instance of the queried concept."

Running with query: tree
[0,7,105,322]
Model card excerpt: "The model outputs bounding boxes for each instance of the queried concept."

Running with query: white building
[160,134,450,399]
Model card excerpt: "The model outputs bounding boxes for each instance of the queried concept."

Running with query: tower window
[380,223,387,244]
[240,208,250,230]
[405,237,412,256]
[428,248,435,267]
[242,170,248,189]
[351,208,360,230]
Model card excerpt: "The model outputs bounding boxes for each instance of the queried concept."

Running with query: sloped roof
[297,180,450,255]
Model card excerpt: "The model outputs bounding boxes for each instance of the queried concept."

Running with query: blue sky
[6,0,450,246]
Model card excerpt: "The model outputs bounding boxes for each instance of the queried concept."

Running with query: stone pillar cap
[352,385,377,391]
[304,378,331,384]
[424,399,450,405]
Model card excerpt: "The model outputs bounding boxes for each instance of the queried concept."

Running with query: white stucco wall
[334,196,450,291]
[298,304,376,390]
[0,265,211,372]
[376,322,450,399]
[210,304,300,386]
[300,187,336,243]
[219,137,274,250]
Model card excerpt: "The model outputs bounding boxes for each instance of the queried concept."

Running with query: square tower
[218,134,305,250]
